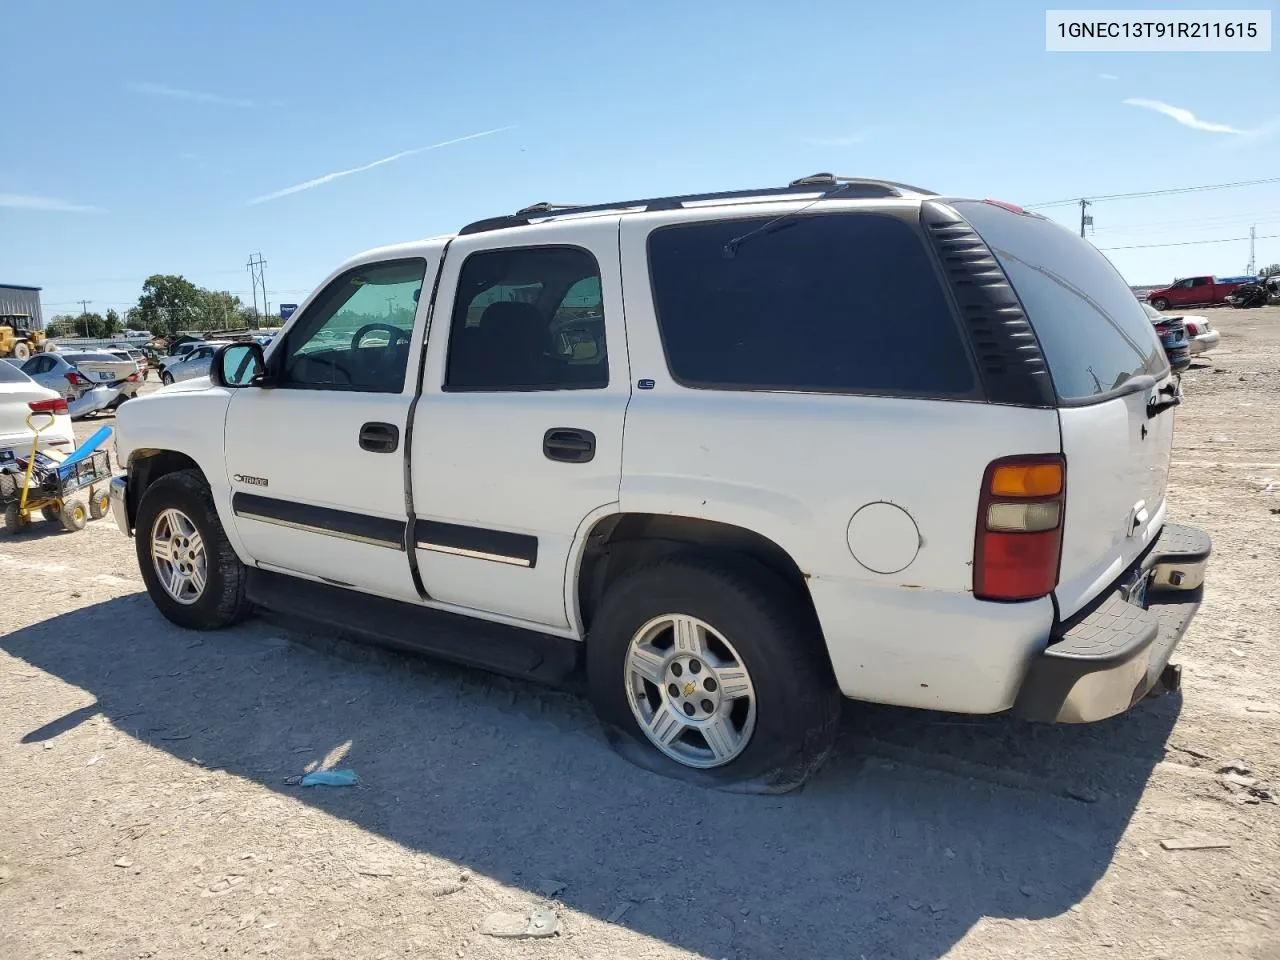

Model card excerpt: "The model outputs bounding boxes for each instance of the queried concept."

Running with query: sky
[2,0,1278,321]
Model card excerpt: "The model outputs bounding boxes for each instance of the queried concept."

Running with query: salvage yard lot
[2,310,1279,960]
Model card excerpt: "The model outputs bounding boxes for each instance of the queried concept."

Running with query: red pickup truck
[1147,275,1249,311]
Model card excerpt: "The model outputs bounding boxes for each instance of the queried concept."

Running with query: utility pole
[77,300,92,337]
[1248,225,1257,276]
[1079,199,1093,238]
[246,253,268,329]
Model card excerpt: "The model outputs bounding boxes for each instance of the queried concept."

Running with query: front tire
[135,469,251,630]
[586,555,841,790]
[60,499,88,532]
[1151,298,1170,311]
[12,341,31,362]
[161,372,174,386]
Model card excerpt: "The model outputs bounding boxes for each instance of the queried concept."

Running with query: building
[0,284,45,330]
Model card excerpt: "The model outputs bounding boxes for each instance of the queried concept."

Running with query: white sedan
[1179,315,1221,355]
[0,361,76,498]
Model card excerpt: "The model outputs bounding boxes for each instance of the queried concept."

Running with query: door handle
[359,422,399,453]
[543,428,595,463]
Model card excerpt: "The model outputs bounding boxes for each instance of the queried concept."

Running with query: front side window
[445,247,608,391]
[277,258,427,392]
[647,213,975,396]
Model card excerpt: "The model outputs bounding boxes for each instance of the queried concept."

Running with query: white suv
[109,175,1210,790]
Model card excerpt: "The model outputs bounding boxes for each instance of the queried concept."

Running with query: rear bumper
[1013,522,1210,723]
[1189,331,1220,355]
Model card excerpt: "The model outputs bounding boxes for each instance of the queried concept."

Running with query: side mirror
[211,342,267,388]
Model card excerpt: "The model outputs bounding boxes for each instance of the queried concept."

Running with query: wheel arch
[574,512,824,643]
[124,449,206,532]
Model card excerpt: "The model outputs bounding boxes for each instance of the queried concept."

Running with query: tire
[12,340,31,362]
[4,503,30,535]
[42,505,61,523]
[1150,298,1170,311]
[0,472,22,501]
[134,468,251,630]
[586,554,841,790]
[161,372,174,386]
[89,491,110,520]
[60,499,88,532]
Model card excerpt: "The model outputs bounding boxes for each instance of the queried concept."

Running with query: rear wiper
[722,182,856,258]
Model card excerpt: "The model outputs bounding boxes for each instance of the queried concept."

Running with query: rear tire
[41,505,61,523]
[0,472,22,501]
[134,468,251,630]
[89,492,110,520]
[161,372,174,386]
[60,499,88,532]
[12,341,31,362]
[586,554,841,790]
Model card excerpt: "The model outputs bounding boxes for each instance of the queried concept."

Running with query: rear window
[68,352,123,363]
[646,212,976,397]
[0,361,30,384]
[954,201,1165,401]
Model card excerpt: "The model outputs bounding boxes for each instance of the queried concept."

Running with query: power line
[1028,174,1280,210]
[1099,233,1278,251]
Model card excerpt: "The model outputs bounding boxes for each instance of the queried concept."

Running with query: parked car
[1180,316,1220,355]
[110,176,1210,790]
[1140,303,1192,371]
[22,352,142,410]
[0,362,76,501]
[156,340,206,376]
[1147,275,1249,311]
[159,341,228,385]
[106,343,150,378]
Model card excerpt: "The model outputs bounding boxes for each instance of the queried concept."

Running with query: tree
[1261,263,1280,278]
[104,308,123,335]
[131,274,204,337]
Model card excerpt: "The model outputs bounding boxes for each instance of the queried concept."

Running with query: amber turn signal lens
[990,463,1063,498]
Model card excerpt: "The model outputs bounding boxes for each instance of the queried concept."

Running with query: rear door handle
[359,421,399,453]
[543,428,595,463]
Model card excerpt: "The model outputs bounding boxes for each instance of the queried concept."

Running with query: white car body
[19,352,138,414]
[111,179,1211,785]
[0,362,76,468]
[1177,315,1221,355]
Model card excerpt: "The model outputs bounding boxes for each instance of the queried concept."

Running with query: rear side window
[647,213,975,396]
[954,201,1165,401]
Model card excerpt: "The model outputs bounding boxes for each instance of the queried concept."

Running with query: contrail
[248,126,517,205]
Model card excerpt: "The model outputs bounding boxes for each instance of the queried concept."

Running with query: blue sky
[3,0,1277,320]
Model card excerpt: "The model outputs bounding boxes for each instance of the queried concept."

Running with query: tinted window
[647,213,974,395]
[278,259,427,392]
[67,353,122,363]
[445,246,608,391]
[954,201,1165,401]
[22,355,54,375]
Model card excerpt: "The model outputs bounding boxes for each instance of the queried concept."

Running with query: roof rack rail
[458,175,936,236]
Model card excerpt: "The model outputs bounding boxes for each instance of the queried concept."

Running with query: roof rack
[458,174,937,235]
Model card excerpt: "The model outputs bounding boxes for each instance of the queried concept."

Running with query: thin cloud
[803,133,868,147]
[248,126,517,205]
[0,193,101,213]
[1099,72,1119,80]
[127,81,257,109]
[1123,98,1247,135]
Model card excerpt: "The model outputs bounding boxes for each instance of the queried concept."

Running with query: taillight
[127,372,140,382]
[975,455,1066,601]
[65,371,90,386]
[985,199,1027,215]
[29,397,70,416]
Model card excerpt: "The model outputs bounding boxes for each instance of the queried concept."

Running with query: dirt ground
[2,312,1278,960]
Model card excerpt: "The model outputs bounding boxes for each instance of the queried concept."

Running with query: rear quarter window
[646,212,977,397]
[953,201,1166,401]
[0,360,30,384]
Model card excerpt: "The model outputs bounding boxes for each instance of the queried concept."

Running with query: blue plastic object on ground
[299,768,358,787]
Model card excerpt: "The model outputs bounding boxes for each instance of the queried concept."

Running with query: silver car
[161,342,228,385]
[20,351,141,412]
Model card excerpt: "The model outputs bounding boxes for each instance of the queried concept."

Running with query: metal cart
[3,416,113,534]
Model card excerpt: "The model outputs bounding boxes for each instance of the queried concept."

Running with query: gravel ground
[2,313,1279,960]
